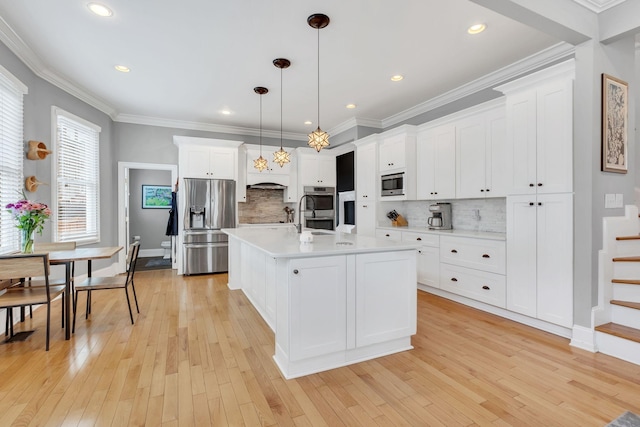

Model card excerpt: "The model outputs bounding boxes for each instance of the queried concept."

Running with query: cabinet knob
[451,277,458,282]
[363,205,368,208]
[538,202,542,206]
[480,189,484,192]
[418,250,422,254]
[482,254,490,258]
[293,269,299,275]
[482,285,490,290]
[486,189,490,192]
[451,249,457,253]
[529,183,534,187]
[435,192,438,195]
[430,192,434,195]
[385,234,390,237]
[416,237,422,241]
[537,183,542,186]
[529,202,535,206]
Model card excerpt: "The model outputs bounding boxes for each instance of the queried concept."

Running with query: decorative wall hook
[25,176,48,192]
[26,140,52,160]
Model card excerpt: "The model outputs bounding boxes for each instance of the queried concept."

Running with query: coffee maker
[427,202,452,230]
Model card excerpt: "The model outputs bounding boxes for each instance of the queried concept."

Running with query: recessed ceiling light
[304,121,312,125]
[346,104,357,109]
[88,2,113,17]
[114,65,130,73]
[221,110,231,115]
[391,75,403,82]
[468,23,486,34]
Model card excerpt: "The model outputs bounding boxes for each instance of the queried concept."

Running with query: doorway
[117,162,178,273]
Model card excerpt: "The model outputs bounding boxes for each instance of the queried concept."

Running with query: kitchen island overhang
[223,227,419,379]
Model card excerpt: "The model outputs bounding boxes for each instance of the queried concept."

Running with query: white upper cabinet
[379,135,407,172]
[298,152,336,187]
[174,136,243,181]
[416,124,456,200]
[355,136,378,201]
[456,103,507,199]
[246,146,292,178]
[497,60,574,195]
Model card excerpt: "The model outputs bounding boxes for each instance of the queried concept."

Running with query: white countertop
[376,225,506,241]
[223,227,421,258]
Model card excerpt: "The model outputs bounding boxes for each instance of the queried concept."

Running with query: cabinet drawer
[401,231,439,247]
[439,236,505,274]
[440,264,506,308]
[375,229,402,241]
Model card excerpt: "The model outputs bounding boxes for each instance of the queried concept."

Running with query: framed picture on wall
[142,185,172,209]
[602,73,628,173]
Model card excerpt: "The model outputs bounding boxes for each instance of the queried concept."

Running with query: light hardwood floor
[0,269,639,426]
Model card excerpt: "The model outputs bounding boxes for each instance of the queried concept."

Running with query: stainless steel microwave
[381,172,405,197]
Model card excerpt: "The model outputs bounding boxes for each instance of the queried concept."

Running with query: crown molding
[572,0,627,13]
[0,16,117,119]
[115,113,308,141]
[381,42,575,129]
[328,117,382,136]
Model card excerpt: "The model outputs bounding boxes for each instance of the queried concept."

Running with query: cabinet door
[356,143,377,200]
[209,149,236,179]
[417,125,454,200]
[379,135,405,172]
[356,202,376,236]
[182,146,213,178]
[289,256,347,361]
[485,107,507,198]
[506,90,537,195]
[417,246,439,288]
[433,125,456,199]
[315,156,336,186]
[536,193,573,327]
[536,80,573,194]
[456,116,486,199]
[355,251,416,347]
[506,195,537,317]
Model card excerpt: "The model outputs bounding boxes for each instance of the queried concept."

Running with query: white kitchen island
[223,226,419,379]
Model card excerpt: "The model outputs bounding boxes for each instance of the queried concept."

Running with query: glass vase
[20,229,34,254]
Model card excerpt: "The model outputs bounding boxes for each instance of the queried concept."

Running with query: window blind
[0,67,26,254]
[53,108,101,244]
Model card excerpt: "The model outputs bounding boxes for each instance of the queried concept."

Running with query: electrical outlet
[615,193,624,208]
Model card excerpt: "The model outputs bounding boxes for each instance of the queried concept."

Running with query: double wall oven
[303,186,335,230]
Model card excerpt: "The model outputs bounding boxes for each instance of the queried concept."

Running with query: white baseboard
[139,248,164,258]
[570,325,596,352]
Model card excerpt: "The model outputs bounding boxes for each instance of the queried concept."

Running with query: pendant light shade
[253,86,269,172]
[273,58,291,167]
[307,13,330,152]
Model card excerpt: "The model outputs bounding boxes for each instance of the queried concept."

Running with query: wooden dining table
[46,246,123,340]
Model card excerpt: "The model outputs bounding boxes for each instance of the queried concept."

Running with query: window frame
[0,64,27,255]
[51,106,101,245]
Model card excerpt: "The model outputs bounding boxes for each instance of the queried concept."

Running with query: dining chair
[72,242,140,332]
[0,253,65,350]
[24,241,77,325]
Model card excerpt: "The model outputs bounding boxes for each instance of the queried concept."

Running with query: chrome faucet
[297,195,316,233]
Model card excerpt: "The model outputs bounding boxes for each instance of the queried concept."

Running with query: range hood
[248,182,287,190]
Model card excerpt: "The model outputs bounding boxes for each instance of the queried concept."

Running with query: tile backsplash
[238,188,296,224]
[380,198,506,233]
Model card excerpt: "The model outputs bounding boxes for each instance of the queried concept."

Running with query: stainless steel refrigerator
[183,178,236,275]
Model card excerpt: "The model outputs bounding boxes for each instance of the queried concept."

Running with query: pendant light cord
[259,94,263,156]
[317,27,320,129]
[280,67,283,150]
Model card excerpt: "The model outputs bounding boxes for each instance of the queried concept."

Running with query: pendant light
[273,58,291,167]
[307,13,330,152]
[253,86,269,172]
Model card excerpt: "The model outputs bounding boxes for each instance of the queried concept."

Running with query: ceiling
[0,0,564,140]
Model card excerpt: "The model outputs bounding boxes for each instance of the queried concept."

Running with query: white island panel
[224,227,419,379]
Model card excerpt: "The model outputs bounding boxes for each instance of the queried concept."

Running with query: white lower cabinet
[440,264,506,308]
[506,193,573,327]
[401,231,439,288]
[290,256,347,361]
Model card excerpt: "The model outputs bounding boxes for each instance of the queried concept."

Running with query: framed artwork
[142,185,172,209]
[602,73,628,173]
